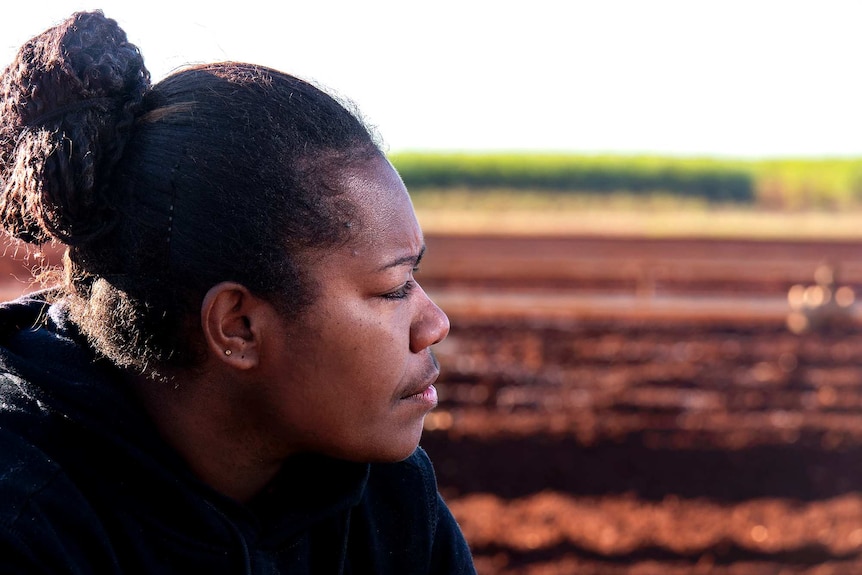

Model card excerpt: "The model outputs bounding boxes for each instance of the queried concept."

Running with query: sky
[2,1,862,159]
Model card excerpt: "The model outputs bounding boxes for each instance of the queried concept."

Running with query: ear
[200,282,265,370]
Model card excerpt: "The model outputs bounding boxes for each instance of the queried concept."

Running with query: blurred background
[5,2,862,573]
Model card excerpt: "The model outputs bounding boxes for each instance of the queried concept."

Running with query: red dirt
[5,234,862,574]
[423,317,862,574]
[417,233,862,574]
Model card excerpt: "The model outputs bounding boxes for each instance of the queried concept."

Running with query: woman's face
[254,154,450,462]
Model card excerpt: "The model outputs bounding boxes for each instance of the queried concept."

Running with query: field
[391,153,862,209]
[416,232,862,575]
[4,227,862,574]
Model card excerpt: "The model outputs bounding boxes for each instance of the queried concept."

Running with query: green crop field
[389,152,862,239]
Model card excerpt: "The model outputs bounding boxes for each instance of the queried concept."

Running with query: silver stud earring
[224,349,232,356]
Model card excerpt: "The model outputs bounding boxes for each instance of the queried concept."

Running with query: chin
[341,427,425,463]
[370,440,423,463]
[387,424,426,461]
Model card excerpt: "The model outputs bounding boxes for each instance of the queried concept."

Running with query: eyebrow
[379,245,426,271]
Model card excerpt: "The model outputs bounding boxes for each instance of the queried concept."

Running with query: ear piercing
[224,349,232,356]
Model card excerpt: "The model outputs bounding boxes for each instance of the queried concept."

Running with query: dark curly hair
[0,11,381,374]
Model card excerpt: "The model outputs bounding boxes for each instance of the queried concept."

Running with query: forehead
[340,156,422,251]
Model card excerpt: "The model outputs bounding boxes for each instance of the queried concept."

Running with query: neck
[131,370,281,503]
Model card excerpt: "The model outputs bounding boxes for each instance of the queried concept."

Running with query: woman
[0,10,475,574]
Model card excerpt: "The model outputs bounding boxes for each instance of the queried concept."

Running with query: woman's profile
[0,10,476,573]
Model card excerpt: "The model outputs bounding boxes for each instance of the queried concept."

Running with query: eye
[381,280,417,300]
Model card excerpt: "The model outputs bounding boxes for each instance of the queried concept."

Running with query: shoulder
[0,427,65,528]
[0,292,53,341]
[0,427,117,573]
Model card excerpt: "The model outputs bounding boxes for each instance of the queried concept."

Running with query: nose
[410,285,450,353]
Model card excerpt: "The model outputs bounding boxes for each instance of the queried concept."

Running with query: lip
[402,384,438,406]
[400,365,441,404]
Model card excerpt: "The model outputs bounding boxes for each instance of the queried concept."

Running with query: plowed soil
[417,233,862,575]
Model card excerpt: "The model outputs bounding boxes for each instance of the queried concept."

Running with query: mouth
[402,384,438,405]
[400,358,441,403]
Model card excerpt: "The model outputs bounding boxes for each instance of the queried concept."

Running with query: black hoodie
[0,293,476,574]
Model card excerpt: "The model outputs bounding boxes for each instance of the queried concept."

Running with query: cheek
[336,321,412,395]
[295,295,415,390]
[344,328,405,385]
[334,301,410,350]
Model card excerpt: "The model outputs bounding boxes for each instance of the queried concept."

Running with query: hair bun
[0,10,150,245]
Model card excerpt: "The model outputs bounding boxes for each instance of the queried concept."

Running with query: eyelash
[382,279,417,300]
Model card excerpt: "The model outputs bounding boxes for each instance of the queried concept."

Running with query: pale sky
[3,1,862,158]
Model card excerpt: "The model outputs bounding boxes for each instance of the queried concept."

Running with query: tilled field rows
[418,234,862,575]
[424,318,862,574]
[421,233,862,298]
